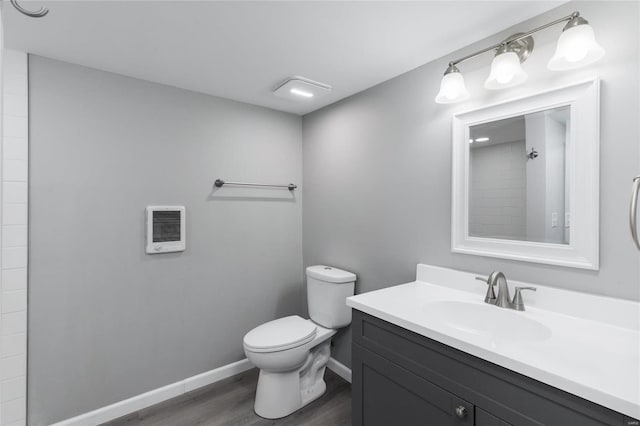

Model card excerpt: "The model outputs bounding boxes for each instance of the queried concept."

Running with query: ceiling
[4,1,565,115]
[470,106,569,148]
[471,116,525,148]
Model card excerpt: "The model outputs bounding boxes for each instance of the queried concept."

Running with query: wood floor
[102,368,351,426]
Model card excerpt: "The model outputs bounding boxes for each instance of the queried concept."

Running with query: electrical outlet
[551,212,558,228]
[565,212,571,227]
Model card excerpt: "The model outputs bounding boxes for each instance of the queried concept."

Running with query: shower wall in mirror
[0,49,29,426]
[468,107,569,244]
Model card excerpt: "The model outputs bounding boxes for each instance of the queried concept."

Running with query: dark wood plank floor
[102,368,351,426]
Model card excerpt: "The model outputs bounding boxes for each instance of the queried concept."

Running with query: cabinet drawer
[353,310,627,426]
[353,343,475,426]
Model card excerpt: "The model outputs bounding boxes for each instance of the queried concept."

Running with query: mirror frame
[451,78,600,270]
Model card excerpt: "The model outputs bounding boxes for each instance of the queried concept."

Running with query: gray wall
[303,1,640,367]
[28,56,303,425]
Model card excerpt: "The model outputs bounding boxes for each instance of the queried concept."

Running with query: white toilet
[243,265,356,419]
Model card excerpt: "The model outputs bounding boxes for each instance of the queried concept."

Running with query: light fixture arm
[448,11,581,67]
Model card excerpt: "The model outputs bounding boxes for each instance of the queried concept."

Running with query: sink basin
[423,301,552,343]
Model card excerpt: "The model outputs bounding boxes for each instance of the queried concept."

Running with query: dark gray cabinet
[352,310,639,426]
[355,344,474,425]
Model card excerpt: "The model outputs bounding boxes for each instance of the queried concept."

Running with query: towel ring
[10,0,49,18]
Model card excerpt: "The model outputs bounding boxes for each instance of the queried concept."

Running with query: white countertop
[346,264,640,419]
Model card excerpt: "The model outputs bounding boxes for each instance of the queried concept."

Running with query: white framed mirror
[451,78,600,270]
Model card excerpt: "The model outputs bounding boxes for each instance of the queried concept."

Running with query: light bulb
[485,50,528,90]
[435,66,470,104]
[496,68,514,84]
[290,88,314,98]
[443,74,464,100]
[565,44,588,63]
[548,19,605,71]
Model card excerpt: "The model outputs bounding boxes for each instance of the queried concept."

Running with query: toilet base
[254,340,331,419]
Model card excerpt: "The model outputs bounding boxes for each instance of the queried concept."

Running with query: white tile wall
[1,205,26,226]
[0,312,26,335]
[2,248,27,270]
[469,140,527,240]
[1,397,25,425]
[0,271,25,293]
[0,291,26,315]
[0,377,25,403]
[0,357,25,382]
[2,227,27,249]
[1,49,28,426]
[3,139,27,162]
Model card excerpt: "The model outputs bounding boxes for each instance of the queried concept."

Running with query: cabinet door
[353,344,474,426]
[476,408,511,426]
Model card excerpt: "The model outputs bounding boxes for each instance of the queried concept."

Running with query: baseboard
[327,356,352,383]
[51,358,254,426]
[51,356,349,425]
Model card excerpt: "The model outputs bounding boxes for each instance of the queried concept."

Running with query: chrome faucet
[475,272,536,311]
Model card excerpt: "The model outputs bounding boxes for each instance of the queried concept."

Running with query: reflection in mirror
[468,106,570,244]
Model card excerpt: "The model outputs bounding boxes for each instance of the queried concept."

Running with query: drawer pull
[455,405,467,419]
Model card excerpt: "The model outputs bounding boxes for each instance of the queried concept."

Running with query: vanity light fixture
[484,39,530,90]
[435,64,470,104]
[548,14,605,70]
[435,11,604,104]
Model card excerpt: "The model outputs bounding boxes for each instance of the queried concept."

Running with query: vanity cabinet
[352,310,637,426]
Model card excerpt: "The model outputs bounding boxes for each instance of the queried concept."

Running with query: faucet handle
[476,276,497,304]
[512,286,536,311]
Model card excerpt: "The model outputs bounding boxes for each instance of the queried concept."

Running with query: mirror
[451,79,600,270]
[468,106,570,244]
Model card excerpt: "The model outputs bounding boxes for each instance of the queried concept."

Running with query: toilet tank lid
[306,265,356,283]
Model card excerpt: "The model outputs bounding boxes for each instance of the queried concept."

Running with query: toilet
[243,265,356,419]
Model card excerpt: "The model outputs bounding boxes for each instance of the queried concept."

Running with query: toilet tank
[306,265,356,329]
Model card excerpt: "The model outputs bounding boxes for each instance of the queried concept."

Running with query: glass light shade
[548,24,605,70]
[435,71,470,104]
[484,51,528,90]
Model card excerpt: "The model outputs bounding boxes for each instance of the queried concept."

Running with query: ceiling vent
[273,76,332,101]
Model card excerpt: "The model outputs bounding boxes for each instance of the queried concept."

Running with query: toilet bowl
[243,265,356,419]
[244,316,336,419]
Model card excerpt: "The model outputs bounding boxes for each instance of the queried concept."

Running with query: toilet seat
[244,315,317,353]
